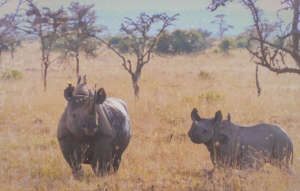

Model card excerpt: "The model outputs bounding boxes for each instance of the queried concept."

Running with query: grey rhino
[188,108,293,170]
[57,76,131,178]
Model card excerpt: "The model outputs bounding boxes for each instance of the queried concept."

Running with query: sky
[0,0,292,36]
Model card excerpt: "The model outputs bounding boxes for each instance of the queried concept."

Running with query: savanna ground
[0,41,300,191]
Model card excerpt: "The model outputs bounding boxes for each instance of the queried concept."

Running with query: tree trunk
[131,69,141,98]
[43,63,48,92]
[75,52,80,76]
[10,48,14,61]
[132,78,140,99]
[0,50,2,70]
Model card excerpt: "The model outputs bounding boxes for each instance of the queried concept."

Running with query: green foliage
[155,29,212,54]
[108,36,133,53]
[236,39,248,48]
[107,28,212,55]
[1,69,24,80]
[199,91,222,102]
[198,71,212,80]
[155,32,173,54]
[219,38,235,53]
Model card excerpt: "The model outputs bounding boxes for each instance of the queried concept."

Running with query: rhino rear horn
[77,75,81,85]
[64,83,74,101]
[227,113,231,122]
[95,88,106,104]
[191,108,201,121]
[214,110,223,124]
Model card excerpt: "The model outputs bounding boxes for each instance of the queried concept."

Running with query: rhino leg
[112,148,124,172]
[58,137,84,179]
[91,137,113,176]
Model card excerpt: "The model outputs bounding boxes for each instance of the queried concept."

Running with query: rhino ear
[64,83,74,101]
[95,88,106,104]
[191,108,201,121]
[214,110,223,124]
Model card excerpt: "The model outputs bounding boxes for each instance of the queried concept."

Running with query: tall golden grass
[0,43,300,191]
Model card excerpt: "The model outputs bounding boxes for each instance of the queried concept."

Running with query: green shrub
[155,32,173,54]
[199,91,222,102]
[156,29,211,54]
[1,69,24,80]
[219,38,235,53]
[108,36,133,53]
[236,39,248,48]
[198,71,212,80]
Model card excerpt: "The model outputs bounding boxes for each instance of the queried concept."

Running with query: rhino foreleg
[91,137,113,176]
[112,148,123,172]
[58,138,84,179]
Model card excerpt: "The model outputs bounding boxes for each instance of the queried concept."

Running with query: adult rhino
[57,76,131,179]
[188,108,293,170]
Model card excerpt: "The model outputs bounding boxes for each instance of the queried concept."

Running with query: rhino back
[236,124,292,161]
[239,124,289,145]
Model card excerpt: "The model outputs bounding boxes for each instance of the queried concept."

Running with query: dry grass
[0,43,300,191]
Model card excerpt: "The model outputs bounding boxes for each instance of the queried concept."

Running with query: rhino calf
[188,108,293,170]
[57,76,131,179]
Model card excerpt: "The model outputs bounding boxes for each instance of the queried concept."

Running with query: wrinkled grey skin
[188,108,293,170]
[57,76,131,179]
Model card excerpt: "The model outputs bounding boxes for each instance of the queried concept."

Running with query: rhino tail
[286,140,293,167]
[290,141,293,166]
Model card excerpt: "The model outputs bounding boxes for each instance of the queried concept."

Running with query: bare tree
[23,0,67,91]
[0,0,7,7]
[0,0,23,65]
[92,13,178,98]
[208,0,300,94]
[58,2,102,76]
[211,14,233,39]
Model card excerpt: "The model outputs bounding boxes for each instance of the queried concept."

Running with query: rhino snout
[188,127,200,143]
[83,127,98,136]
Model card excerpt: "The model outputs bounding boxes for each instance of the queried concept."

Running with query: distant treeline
[107,28,250,55]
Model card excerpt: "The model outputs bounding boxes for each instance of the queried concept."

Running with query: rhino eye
[72,113,76,118]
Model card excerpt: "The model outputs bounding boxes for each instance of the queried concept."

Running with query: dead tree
[93,13,178,98]
[59,2,101,76]
[23,0,67,91]
[0,0,23,65]
[209,0,300,94]
[211,14,233,39]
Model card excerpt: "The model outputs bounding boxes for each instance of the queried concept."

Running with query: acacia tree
[209,0,300,94]
[211,14,233,39]
[59,2,101,76]
[93,13,178,98]
[0,0,22,65]
[24,0,67,91]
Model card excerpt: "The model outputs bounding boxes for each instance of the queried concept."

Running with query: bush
[108,36,133,53]
[199,91,222,102]
[155,32,173,54]
[1,69,24,80]
[219,38,235,53]
[155,29,211,54]
[198,71,212,80]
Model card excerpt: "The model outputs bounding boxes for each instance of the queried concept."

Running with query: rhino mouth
[189,136,203,144]
[83,127,98,136]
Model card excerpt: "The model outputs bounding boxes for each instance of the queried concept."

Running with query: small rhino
[57,76,131,179]
[188,108,293,170]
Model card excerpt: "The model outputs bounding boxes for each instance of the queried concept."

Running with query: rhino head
[188,108,223,144]
[64,75,111,138]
